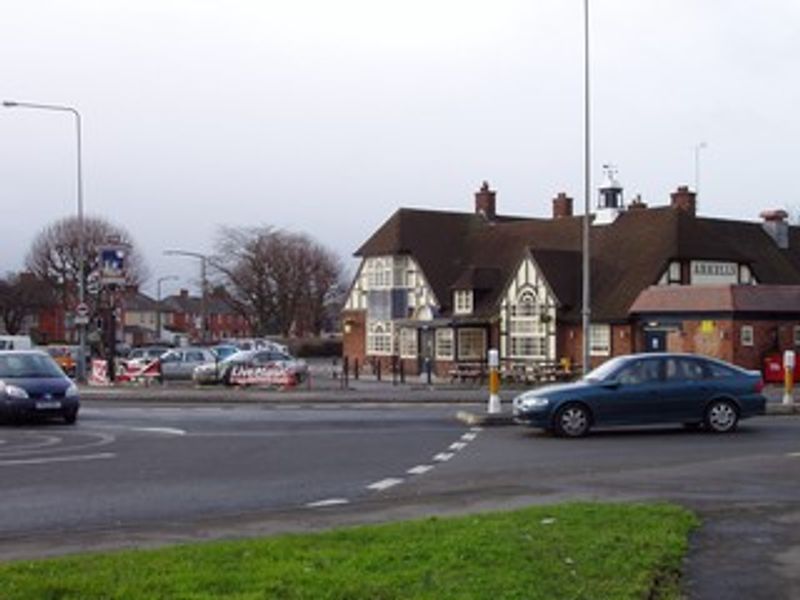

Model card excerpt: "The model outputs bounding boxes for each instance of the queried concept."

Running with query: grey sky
[1,1,798,297]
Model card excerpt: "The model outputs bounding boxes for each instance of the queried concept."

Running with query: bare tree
[213,226,345,337]
[25,216,149,314]
[0,272,55,335]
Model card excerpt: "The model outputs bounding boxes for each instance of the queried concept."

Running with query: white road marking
[461,432,478,441]
[787,452,800,458]
[449,442,467,451]
[367,478,404,491]
[129,427,186,436]
[0,452,116,467]
[433,452,454,462]
[407,465,434,475]
[470,427,483,432]
[306,498,350,508]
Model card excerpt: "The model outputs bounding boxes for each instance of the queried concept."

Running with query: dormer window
[454,290,473,315]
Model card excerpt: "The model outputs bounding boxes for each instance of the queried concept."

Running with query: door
[660,357,709,422]
[644,330,666,352]
[418,329,434,374]
[593,357,664,425]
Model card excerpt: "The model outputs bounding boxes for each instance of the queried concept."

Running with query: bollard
[376,358,382,382]
[343,356,349,390]
[354,358,360,380]
[392,355,398,386]
[425,358,432,386]
[400,359,405,384]
[487,349,501,414]
[783,350,795,405]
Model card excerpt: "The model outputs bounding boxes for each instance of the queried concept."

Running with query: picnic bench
[448,362,487,383]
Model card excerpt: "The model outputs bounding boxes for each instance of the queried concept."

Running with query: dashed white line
[449,442,467,451]
[306,498,350,508]
[470,427,483,432]
[0,452,116,467]
[407,464,434,475]
[367,478,404,491]
[129,427,187,436]
[787,452,800,458]
[461,432,478,441]
[433,452,454,462]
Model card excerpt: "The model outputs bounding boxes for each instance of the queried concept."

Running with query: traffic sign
[75,303,90,318]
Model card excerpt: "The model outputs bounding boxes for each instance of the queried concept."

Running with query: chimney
[670,186,697,216]
[760,209,789,249]
[552,192,573,218]
[179,288,189,299]
[474,181,496,220]
[628,194,648,210]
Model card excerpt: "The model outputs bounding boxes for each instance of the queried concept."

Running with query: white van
[0,335,34,350]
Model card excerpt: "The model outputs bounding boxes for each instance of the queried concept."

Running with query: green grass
[0,503,697,600]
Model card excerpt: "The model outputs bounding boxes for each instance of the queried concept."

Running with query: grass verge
[0,502,697,599]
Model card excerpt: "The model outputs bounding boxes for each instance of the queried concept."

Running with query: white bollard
[783,350,795,405]
[487,349,501,414]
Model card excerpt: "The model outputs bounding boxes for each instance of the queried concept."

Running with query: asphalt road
[1,398,799,599]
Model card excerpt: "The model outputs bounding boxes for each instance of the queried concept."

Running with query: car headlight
[520,397,550,409]
[0,382,29,399]
[65,382,79,398]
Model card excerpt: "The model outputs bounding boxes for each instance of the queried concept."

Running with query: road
[1,399,799,599]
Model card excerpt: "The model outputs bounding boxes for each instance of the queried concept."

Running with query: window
[399,328,418,358]
[740,325,754,347]
[367,321,393,355]
[665,358,704,381]
[454,290,473,315]
[457,328,485,361]
[616,359,661,385]
[509,290,547,359]
[364,257,392,289]
[436,328,454,360]
[589,324,611,356]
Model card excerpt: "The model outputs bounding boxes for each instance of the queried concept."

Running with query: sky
[1,0,798,298]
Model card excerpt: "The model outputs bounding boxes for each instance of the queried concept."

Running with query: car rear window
[707,362,738,378]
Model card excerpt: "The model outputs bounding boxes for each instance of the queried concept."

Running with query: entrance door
[644,330,666,352]
[418,329,435,373]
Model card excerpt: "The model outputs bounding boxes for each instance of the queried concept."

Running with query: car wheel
[63,410,78,425]
[704,400,738,433]
[553,403,591,438]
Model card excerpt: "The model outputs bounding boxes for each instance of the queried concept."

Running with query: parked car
[193,349,308,386]
[0,350,80,424]
[513,353,766,437]
[211,344,240,361]
[159,347,217,380]
[122,345,171,370]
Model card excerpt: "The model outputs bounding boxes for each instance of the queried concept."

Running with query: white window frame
[740,325,754,347]
[364,257,393,290]
[454,290,473,315]
[509,289,548,359]
[367,320,393,355]
[435,328,454,360]
[399,328,418,358]
[457,328,485,361]
[589,324,611,357]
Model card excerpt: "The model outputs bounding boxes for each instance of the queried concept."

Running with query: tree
[25,216,149,313]
[213,226,345,337]
[0,272,55,335]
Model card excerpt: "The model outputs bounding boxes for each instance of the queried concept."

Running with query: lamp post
[164,250,208,343]
[156,275,179,343]
[581,0,592,375]
[694,142,707,200]
[3,100,87,382]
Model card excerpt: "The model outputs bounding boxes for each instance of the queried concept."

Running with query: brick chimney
[474,181,496,220]
[552,192,573,219]
[670,186,697,216]
[179,289,189,299]
[760,209,790,249]
[628,194,648,210]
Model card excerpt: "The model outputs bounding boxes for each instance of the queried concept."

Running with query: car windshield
[0,353,65,379]
[583,356,629,382]
[222,350,255,364]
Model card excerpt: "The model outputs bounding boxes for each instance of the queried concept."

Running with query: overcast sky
[1,0,798,297]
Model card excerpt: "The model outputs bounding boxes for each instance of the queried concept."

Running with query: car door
[594,358,664,425]
[159,350,182,379]
[660,357,710,422]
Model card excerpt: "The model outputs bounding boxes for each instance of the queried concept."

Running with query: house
[160,288,252,343]
[341,177,800,377]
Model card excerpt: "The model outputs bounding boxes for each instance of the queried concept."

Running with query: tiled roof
[355,205,800,322]
[630,284,800,314]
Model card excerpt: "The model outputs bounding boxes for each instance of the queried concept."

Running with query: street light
[694,142,707,200]
[3,99,88,382]
[581,0,592,375]
[156,275,179,343]
[163,250,208,343]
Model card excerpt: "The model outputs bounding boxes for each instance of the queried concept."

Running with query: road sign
[75,303,90,318]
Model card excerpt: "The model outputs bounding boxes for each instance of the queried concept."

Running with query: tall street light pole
[164,250,208,344]
[3,100,88,382]
[156,275,178,343]
[581,0,592,375]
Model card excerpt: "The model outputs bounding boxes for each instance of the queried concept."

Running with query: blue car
[0,350,80,424]
[513,353,766,437]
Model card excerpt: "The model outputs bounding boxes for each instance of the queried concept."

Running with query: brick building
[342,177,800,376]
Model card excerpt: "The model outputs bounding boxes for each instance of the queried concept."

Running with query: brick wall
[342,310,366,365]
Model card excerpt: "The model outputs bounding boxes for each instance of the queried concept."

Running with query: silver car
[159,347,217,380]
